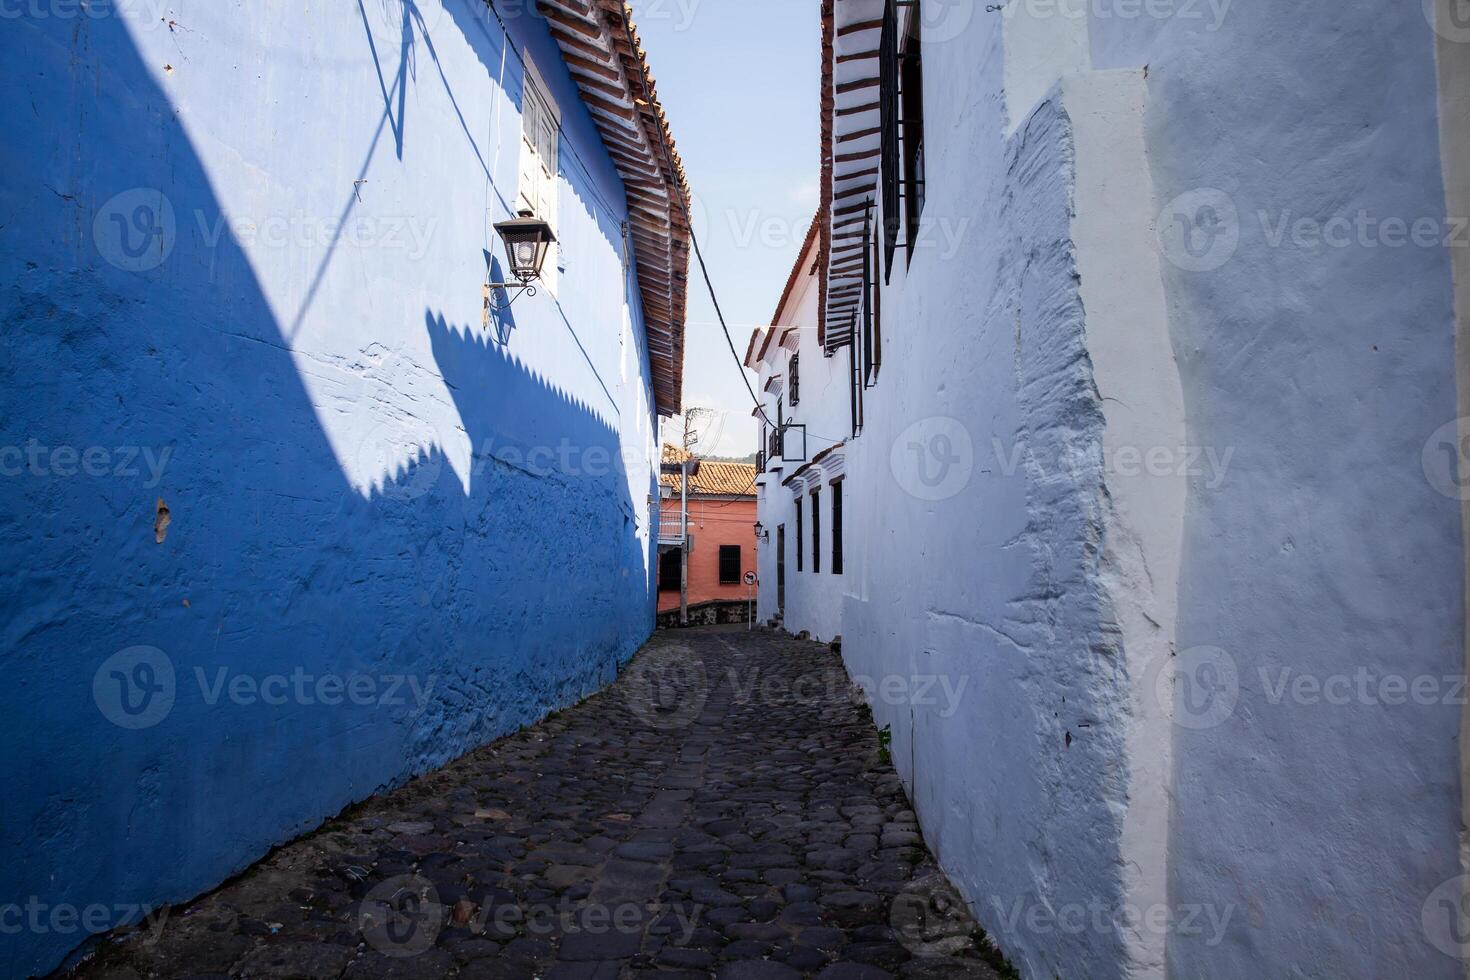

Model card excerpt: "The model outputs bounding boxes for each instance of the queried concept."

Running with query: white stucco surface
[1002,0,1091,135]
[1065,68,1183,979]
[753,245,851,645]
[756,2,1469,977]
[1433,3,1470,921]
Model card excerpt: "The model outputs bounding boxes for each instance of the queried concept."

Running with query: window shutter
[538,114,558,221]
[517,73,561,289]
[520,81,542,215]
[879,0,900,281]
[901,13,926,259]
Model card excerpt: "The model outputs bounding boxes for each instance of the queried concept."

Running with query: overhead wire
[485,0,804,441]
[612,11,775,431]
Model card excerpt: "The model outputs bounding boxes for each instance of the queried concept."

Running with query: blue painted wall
[0,2,663,975]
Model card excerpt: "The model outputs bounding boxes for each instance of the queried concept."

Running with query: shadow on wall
[0,7,652,977]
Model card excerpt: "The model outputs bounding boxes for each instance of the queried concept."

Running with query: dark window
[851,201,876,438]
[770,398,785,461]
[810,488,822,574]
[831,482,844,575]
[719,545,742,585]
[789,354,800,406]
[850,310,862,438]
[861,203,874,387]
[879,0,926,277]
[866,201,881,384]
[777,524,786,610]
[658,548,681,591]
[795,496,804,572]
[879,0,900,280]
[901,10,926,261]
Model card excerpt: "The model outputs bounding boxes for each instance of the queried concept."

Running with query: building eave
[744,325,774,369]
[539,0,691,417]
[821,0,884,354]
[818,0,836,350]
[771,213,824,328]
[746,214,824,373]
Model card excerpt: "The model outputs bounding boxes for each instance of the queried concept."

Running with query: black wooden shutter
[879,0,900,282]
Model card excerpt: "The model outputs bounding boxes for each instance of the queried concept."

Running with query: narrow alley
[71,628,1002,980]
[8,0,1469,976]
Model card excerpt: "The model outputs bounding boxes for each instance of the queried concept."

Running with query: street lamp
[486,210,557,311]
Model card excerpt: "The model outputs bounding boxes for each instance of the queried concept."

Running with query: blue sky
[630,0,821,456]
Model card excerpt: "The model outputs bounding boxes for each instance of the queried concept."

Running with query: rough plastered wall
[835,2,1467,978]
[836,8,1174,977]
[0,2,662,975]
[1436,16,1470,980]
[1089,4,1465,977]
[755,263,851,644]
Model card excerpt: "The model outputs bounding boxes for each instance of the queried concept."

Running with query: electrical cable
[481,0,628,239]
[487,0,826,449]
[612,11,775,430]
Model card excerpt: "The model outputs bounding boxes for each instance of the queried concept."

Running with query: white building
[750,1,1470,978]
[747,217,853,644]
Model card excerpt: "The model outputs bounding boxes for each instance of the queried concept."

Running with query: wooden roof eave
[537,0,691,416]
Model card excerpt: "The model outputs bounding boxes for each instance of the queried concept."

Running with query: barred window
[901,6,926,261]
[831,481,844,575]
[866,199,882,383]
[879,0,927,276]
[795,495,804,573]
[811,487,822,575]
[879,0,900,280]
[719,545,742,585]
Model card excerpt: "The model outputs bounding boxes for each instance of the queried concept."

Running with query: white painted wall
[766,2,1468,978]
[753,250,851,643]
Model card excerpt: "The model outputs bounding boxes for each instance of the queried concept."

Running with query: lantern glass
[493,213,557,285]
[514,240,539,274]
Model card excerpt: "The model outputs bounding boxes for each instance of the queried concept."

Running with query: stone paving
[71,626,1006,980]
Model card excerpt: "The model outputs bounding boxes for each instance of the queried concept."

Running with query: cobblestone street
[72,626,1003,980]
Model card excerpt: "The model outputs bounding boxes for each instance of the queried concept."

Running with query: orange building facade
[657,447,758,614]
